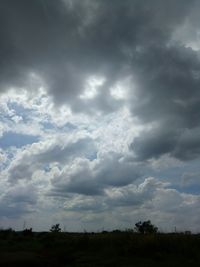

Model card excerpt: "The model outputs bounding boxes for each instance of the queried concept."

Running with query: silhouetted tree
[135,220,158,234]
[50,223,61,233]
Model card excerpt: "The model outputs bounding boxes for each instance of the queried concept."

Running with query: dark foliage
[135,220,158,234]
[23,228,33,237]
[50,224,61,233]
[0,227,200,266]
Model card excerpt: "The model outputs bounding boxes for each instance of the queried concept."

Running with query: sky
[0,0,200,232]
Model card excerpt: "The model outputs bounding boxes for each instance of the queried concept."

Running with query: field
[0,229,200,266]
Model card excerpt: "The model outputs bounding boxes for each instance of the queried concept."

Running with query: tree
[50,224,61,233]
[135,220,158,234]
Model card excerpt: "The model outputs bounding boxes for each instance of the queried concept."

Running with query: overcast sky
[0,0,200,232]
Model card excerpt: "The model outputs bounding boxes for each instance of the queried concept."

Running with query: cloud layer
[0,0,200,232]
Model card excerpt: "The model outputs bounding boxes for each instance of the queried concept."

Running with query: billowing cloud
[5,134,96,182]
[50,152,141,196]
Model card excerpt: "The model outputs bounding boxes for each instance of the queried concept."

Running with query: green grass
[0,230,200,266]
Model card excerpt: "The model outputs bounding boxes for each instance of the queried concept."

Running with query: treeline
[0,220,194,237]
[0,220,192,237]
[0,225,200,266]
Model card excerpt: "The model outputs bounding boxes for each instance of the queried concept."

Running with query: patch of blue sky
[0,158,10,171]
[0,131,40,149]
[0,149,15,171]
[0,112,15,123]
[170,184,200,195]
[149,159,200,195]
[41,122,77,131]
[43,163,51,172]
[60,122,77,130]
[41,121,56,130]
[56,122,77,132]
[86,151,97,161]
[7,102,33,122]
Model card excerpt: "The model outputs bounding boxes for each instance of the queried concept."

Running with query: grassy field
[0,229,200,266]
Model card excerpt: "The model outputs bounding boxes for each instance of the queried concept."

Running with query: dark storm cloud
[132,125,180,161]
[129,36,200,161]
[173,127,200,160]
[1,0,200,161]
[0,1,195,102]
[132,126,200,162]
[131,45,200,126]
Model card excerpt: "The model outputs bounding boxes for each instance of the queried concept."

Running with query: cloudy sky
[0,0,200,232]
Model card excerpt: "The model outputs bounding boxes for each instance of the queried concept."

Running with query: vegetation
[0,223,200,266]
[135,220,158,234]
[50,224,61,233]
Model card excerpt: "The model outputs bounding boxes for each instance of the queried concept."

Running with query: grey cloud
[51,177,166,213]
[0,0,196,112]
[2,0,200,228]
[2,0,200,162]
[95,154,141,187]
[0,204,31,218]
[173,127,200,160]
[36,137,96,164]
[52,160,103,196]
[0,184,37,218]
[57,179,103,196]
[4,184,37,205]
[63,196,105,212]
[105,177,168,208]
[7,136,96,182]
[153,188,183,213]
[131,45,200,127]
[132,125,179,161]
[58,177,175,215]
[129,40,200,162]
[182,172,200,186]
[132,126,200,161]
[50,153,142,196]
